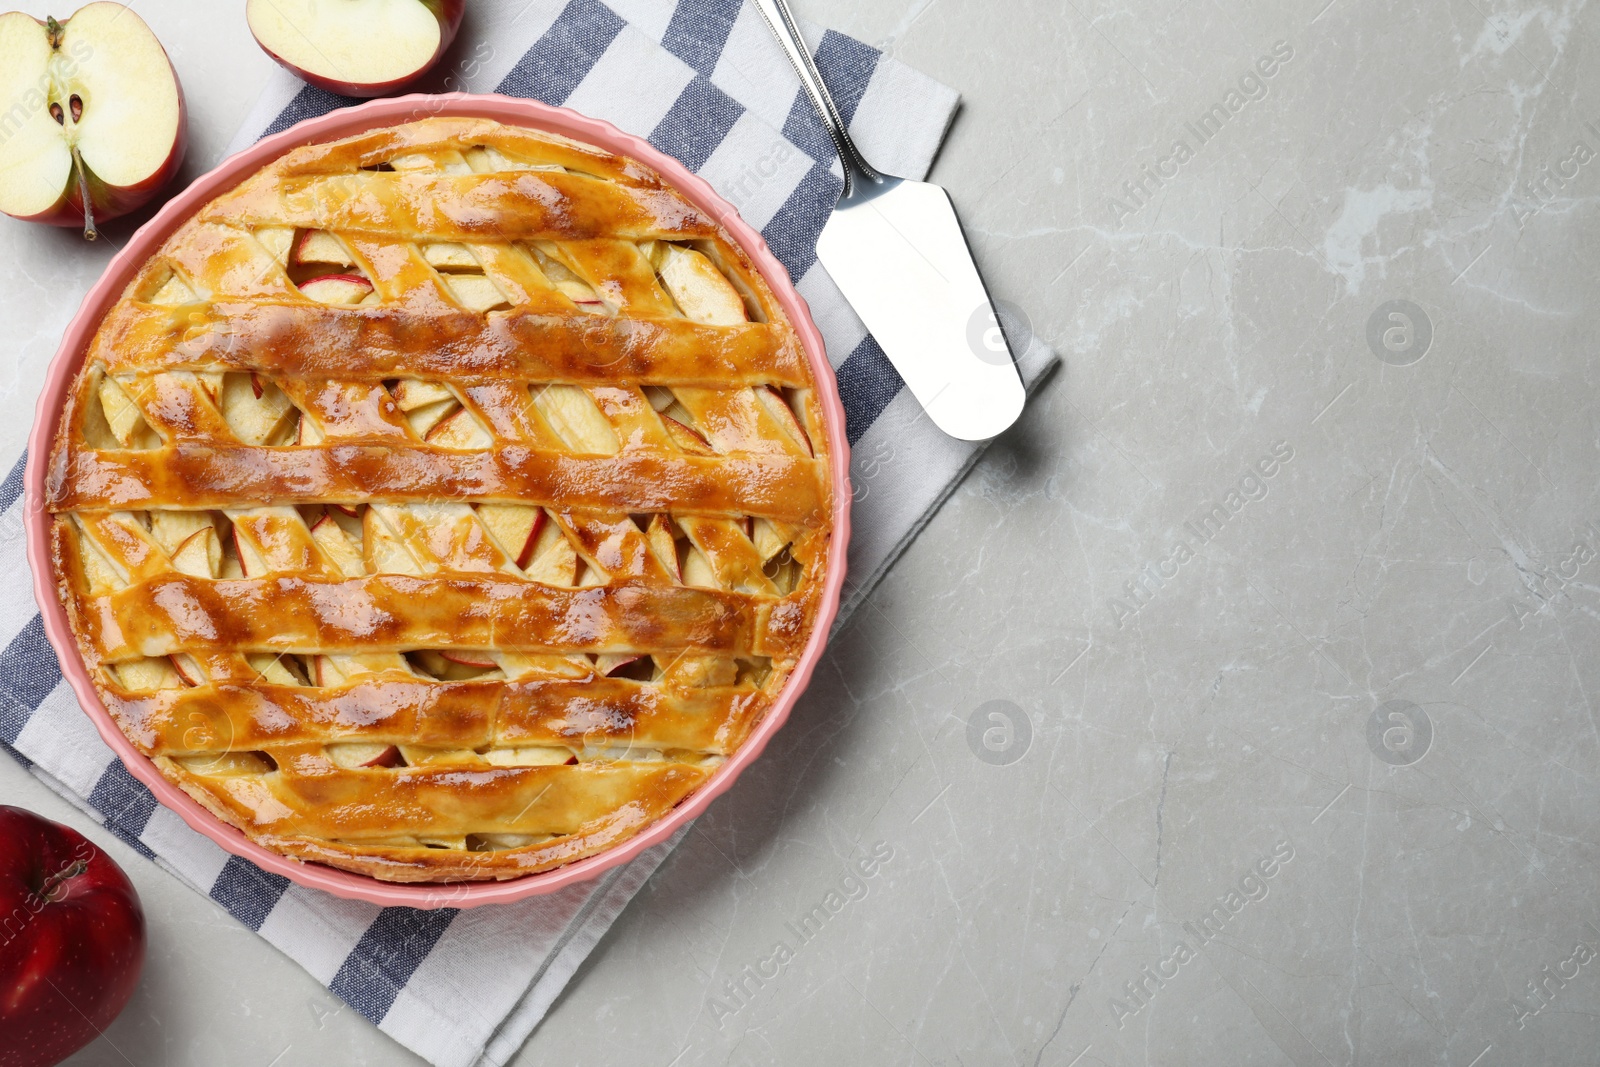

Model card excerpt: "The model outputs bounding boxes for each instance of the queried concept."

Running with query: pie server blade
[816,178,1026,441]
[754,0,1027,442]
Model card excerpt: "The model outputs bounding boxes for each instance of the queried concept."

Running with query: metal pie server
[752,0,1027,441]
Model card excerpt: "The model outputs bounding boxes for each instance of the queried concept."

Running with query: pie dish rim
[24,92,851,909]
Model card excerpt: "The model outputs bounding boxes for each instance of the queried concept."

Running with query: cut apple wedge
[168,654,205,687]
[245,653,306,686]
[750,518,796,564]
[296,413,326,445]
[476,504,544,569]
[325,742,403,769]
[246,0,465,98]
[523,527,578,587]
[644,515,681,582]
[96,376,152,447]
[531,243,607,309]
[422,242,477,269]
[443,273,509,312]
[309,515,365,578]
[482,747,574,768]
[363,507,424,576]
[169,527,221,578]
[662,415,716,456]
[681,545,718,590]
[220,372,297,446]
[534,384,618,453]
[756,386,813,456]
[594,653,643,677]
[149,511,213,554]
[313,655,345,688]
[148,272,198,306]
[230,527,270,577]
[425,406,492,449]
[299,273,375,305]
[292,229,352,266]
[0,4,186,238]
[404,397,456,439]
[196,371,224,405]
[657,245,747,325]
[115,657,182,692]
[440,650,497,669]
[410,649,498,681]
[391,379,454,412]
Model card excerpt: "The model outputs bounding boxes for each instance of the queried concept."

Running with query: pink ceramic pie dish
[24,93,851,909]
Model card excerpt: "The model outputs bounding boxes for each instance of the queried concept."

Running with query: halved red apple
[0,4,186,238]
[246,0,465,99]
[299,274,374,305]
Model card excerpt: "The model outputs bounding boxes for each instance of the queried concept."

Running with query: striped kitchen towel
[3,1,1058,1064]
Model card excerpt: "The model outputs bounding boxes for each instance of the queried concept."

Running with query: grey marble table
[5,0,1598,1063]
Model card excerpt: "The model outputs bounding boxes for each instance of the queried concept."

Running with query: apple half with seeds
[0,3,186,239]
[246,0,466,98]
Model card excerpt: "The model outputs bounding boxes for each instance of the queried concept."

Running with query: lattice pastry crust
[45,117,832,883]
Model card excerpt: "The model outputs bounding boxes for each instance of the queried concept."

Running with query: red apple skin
[359,745,403,769]
[9,19,187,231]
[0,806,145,1067]
[252,0,466,99]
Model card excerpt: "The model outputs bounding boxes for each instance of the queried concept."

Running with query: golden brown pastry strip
[49,446,825,521]
[161,757,710,840]
[208,171,718,242]
[267,118,656,184]
[251,795,701,882]
[75,574,781,660]
[106,678,764,757]
[91,303,808,385]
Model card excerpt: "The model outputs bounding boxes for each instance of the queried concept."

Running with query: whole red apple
[0,806,145,1067]
[0,4,187,239]
[247,0,467,98]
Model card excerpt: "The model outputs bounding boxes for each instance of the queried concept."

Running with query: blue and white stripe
[8,2,1056,1064]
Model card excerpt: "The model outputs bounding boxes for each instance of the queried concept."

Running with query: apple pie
[45,117,833,883]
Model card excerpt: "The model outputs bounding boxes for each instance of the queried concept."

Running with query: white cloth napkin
[2,2,1058,1064]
